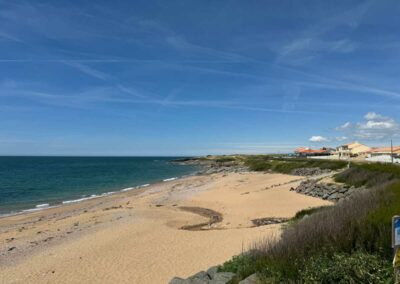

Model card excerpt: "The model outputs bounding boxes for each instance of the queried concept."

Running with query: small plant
[219,254,256,280]
[301,251,393,283]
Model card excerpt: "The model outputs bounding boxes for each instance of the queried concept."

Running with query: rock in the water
[209,272,236,284]
[238,273,260,284]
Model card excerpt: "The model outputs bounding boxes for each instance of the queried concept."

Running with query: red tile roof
[295,147,330,154]
[369,146,400,153]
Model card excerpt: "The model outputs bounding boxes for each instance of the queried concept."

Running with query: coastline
[0,171,197,219]
[0,170,332,283]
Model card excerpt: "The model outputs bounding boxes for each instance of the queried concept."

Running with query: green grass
[335,162,400,187]
[300,251,393,283]
[214,156,237,163]
[244,156,347,174]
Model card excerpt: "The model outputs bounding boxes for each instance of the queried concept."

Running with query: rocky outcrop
[290,179,358,202]
[172,158,248,175]
[169,267,235,284]
[251,217,288,227]
[291,167,332,176]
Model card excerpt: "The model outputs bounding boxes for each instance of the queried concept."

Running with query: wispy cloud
[335,112,399,141]
[62,61,112,81]
[275,0,374,63]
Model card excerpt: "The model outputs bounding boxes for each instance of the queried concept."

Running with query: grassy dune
[243,156,347,173]
[220,160,400,283]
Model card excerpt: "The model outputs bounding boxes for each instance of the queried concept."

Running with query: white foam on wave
[62,194,99,204]
[121,187,134,192]
[36,203,49,208]
[121,183,150,192]
[163,177,177,182]
[22,204,57,214]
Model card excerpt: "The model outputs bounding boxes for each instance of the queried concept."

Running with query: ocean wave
[62,194,99,204]
[121,187,135,192]
[163,177,177,182]
[121,183,150,192]
[36,203,50,208]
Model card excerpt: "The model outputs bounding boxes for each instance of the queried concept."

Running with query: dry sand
[0,172,331,284]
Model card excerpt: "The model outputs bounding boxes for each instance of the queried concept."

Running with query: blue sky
[1,0,400,156]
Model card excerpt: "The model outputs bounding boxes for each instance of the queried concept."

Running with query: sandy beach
[0,172,331,284]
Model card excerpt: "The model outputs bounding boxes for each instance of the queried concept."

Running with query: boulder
[328,193,338,200]
[238,273,261,284]
[209,272,236,284]
[169,277,186,284]
[206,266,219,279]
[188,271,211,282]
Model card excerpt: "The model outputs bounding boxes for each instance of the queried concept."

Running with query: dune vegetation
[219,160,400,283]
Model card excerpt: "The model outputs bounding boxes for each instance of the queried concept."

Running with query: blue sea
[0,157,198,216]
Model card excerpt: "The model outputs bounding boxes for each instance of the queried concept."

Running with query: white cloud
[336,112,399,141]
[309,136,329,142]
[335,136,348,142]
[335,121,351,130]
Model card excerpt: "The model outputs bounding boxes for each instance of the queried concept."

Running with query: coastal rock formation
[172,158,248,175]
[251,217,288,227]
[290,179,357,202]
[291,167,332,176]
[169,269,262,284]
[169,268,235,284]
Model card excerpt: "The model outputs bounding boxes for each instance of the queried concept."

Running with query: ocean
[0,156,198,216]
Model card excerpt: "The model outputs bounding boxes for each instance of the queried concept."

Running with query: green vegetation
[301,252,393,283]
[335,162,400,187]
[243,156,347,174]
[219,162,400,283]
[214,156,237,163]
[289,205,330,224]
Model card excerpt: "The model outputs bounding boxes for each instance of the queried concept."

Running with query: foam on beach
[121,183,150,192]
[163,177,178,182]
[62,195,100,204]
[36,203,50,208]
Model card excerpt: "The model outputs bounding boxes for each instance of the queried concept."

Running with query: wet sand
[0,172,331,283]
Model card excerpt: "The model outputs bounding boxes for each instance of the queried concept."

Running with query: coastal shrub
[289,205,330,224]
[220,162,400,282]
[246,160,273,171]
[215,156,237,163]
[300,251,393,283]
[335,163,400,187]
[243,156,347,174]
[246,181,400,280]
[219,254,256,280]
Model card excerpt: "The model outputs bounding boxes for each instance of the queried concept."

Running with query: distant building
[294,147,334,157]
[366,146,400,163]
[336,142,371,159]
[369,146,400,158]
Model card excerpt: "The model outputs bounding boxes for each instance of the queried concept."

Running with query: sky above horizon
[1,0,400,156]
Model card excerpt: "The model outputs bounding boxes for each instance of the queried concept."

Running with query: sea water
[0,156,198,216]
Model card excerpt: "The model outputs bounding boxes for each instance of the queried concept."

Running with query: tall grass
[219,161,400,282]
[244,156,347,174]
[335,163,400,187]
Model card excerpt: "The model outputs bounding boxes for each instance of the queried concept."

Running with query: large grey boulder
[209,272,236,284]
[206,266,219,279]
[238,273,260,284]
[169,277,186,284]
